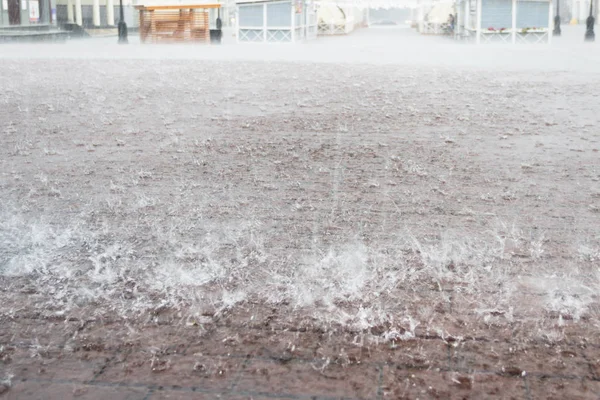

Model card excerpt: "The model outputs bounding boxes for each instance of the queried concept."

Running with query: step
[85,27,118,37]
[0,24,53,32]
[0,30,69,43]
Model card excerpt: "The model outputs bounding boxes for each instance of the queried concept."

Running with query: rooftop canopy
[135,3,222,9]
[235,0,433,7]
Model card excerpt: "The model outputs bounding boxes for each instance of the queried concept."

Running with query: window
[239,4,263,27]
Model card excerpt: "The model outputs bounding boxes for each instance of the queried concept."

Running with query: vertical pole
[290,1,294,42]
[106,0,114,25]
[476,0,482,43]
[304,0,307,38]
[460,0,463,36]
[584,0,595,40]
[553,0,561,35]
[548,0,553,43]
[235,5,239,43]
[93,0,100,26]
[263,2,267,43]
[75,0,82,26]
[67,0,74,22]
[465,0,469,34]
[512,0,516,43]
[118,0,128,43]
[419,1,423,32]
[216,7,222,43]
[455,1,460,36]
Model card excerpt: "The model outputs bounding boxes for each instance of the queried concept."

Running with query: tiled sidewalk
[3,322,600,400]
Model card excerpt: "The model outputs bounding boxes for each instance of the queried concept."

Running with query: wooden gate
[136,4,221,44]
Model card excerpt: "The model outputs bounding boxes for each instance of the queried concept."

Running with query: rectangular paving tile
[0,319,79,349]
[385,338,450,369]
[186,329,320,361]
[381,367,528,400]
[5,381,148,400]
[452,340,594,378]
[99,353,242,391]
[525,377,600,400]
[149,389,286,400]
[235,358,379,399]
[5,347,109,382]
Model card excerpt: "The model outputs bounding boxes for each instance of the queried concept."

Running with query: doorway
[8,0,21,25]
[39,0,52,23]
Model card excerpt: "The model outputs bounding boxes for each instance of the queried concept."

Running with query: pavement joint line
[581,351,599,381]
[2,283,595,320]
[142,387,155,400]
[0,311,584,338]
[3,312,600,345]
[17,375,360,400]
[527,372,586,380]
[11,206,597,230]
[376,362,384,400]
[523,374,533,400]
[229,389,359,400]
[446,342,453,371]
[229,354,252,392]
[179,332,202,356]
[11,363,600,399]
[13,209,599,232]
[13,365,600,393]
[89,347,121,383]
[446,345,595,380]
[8,319,590,350]
[4,340,600,382]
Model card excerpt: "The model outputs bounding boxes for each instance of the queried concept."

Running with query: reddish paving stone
[5,381,148,400]
[99,353,242,391]
[185,328,322,361]
[73,321,190,354]
[73,322,158,352]
[469,374,528,399]
[0,319,78,348]
[225,396,298,400]
[252,330,320,360]
[588,357,600,380]
[4,348,109,382]
[526,377,600,400]
[147,390,226,400]
[117,326,191,355]
[149,390,282,400]
[235,358,379,399]
[452,340,594,378]
[313,343,380,367]
[385,339,450,369]
[309,331,435,366]
[381,367,528,400]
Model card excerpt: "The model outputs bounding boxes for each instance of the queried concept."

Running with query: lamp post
[553,0,561,36]
[585,0,595,41]
[118,0,128,44]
